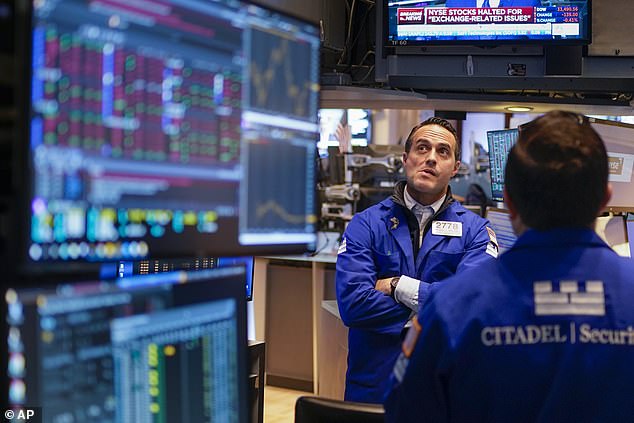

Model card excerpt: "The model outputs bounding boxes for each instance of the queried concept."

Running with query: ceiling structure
[321,86,634,116]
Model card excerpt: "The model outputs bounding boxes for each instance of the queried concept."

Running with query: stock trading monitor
[16,0,320,275]
[386,0,590,45]
[487,128,519,202]
[4,266,249,422]
[116,256,255,301]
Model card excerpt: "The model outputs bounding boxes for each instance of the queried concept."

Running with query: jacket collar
[388,180,455,215]
[511,227,612,251]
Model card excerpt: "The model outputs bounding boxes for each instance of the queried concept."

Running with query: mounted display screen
[386,0,591,46]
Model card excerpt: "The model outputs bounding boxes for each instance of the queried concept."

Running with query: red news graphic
[398,7,535,25]
[397,8,425,24]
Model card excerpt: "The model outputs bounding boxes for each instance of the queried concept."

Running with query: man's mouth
[420,168,438,177]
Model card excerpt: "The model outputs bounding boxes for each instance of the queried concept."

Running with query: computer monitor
[484,207,517,254]
[14,0,320,277]
[116,256,255,301]
[4,266,249,422]
[588,118,634,212]
[318,109,371,153]
[487,128,519,202]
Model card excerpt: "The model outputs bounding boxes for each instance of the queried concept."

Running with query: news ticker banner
[395,6,581,37]
[396,6,580,25]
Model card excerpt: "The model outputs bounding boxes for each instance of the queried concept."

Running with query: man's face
[402,124,460,204]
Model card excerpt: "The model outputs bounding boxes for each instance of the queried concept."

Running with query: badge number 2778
[432,221,463,237]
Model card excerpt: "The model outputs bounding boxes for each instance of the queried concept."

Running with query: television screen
[4,266,249,422]
[487,128,519,202]
[589,118,634,212]
[386,0,591,45]
[15,0,320,276]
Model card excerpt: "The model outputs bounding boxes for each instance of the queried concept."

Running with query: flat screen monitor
[588,118,634,212]
[487,128,519,202]
[4,266,249,422]
[484,206,517,253]
[385,0,591,45]
[116,256,255,301]
[15,0,320,277]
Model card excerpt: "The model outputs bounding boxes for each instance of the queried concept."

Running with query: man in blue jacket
[336,117,498,403]
[385,110,634,422]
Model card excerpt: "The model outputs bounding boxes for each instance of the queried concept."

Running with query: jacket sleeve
[456,216,497,274]
[336,213,411,333]
[384,299,451,423]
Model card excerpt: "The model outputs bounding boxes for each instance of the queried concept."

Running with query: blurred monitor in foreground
[116,256,255,300]
[15,0,320,278]
[5,267,249,422]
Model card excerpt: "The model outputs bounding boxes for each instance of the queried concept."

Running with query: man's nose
[425,149,437,164]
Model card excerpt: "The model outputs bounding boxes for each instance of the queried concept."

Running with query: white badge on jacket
[431,220,463,237]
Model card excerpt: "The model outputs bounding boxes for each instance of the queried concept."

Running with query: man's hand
[375,277,394,295]
[335,123,352,154]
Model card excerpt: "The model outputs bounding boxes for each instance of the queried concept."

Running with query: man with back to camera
[384,110,634,422]
[335,117,499,404]
[445,0,541,7]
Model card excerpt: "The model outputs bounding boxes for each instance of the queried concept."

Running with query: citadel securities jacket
[336,181,496,403]
[385,228,634,423]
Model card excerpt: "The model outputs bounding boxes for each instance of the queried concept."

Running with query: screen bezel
[383,0,592,48]
[589,117,634,214]
[3,267,250,422]
[11,0,320,280]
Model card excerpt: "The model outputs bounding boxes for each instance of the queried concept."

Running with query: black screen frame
[3,266,250,422]
[11,0,321,280]
[382,0,592,49]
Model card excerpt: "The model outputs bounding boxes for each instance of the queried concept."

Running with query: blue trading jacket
[336,183,495,404]
[385,228,634,422]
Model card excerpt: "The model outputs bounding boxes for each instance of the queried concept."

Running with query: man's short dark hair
[505,111,608,230]
[404,117,461,162]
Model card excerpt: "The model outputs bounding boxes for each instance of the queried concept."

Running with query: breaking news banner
[2,408,41,423]
[398,7,536,24]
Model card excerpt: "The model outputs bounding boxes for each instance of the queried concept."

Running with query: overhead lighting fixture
[505,106,534,112]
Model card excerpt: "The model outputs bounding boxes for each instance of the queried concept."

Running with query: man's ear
[503,188,527,236]
[504,188,519,219]
[600,183,613,212]
[452,160,461,177]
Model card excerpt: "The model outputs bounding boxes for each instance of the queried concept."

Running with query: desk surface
[261,253,337,264]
